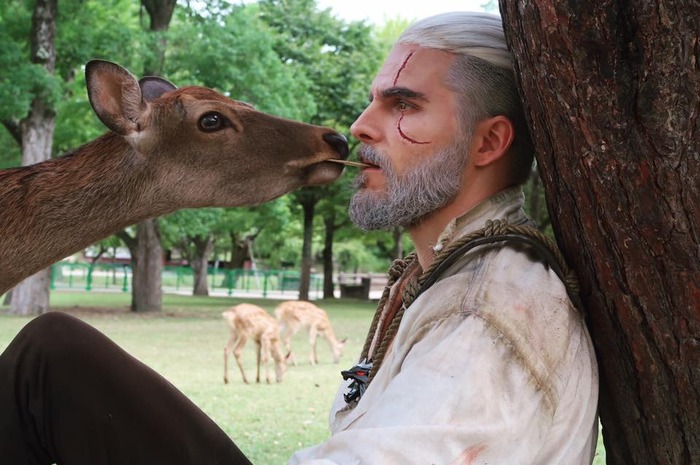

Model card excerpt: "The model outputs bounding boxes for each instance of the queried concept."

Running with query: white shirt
[290,187,599,465]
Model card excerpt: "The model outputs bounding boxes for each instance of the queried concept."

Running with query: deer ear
[85,59,146,136]
[138,76,177,102]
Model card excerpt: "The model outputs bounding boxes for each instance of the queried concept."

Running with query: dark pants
[0,312,253,465]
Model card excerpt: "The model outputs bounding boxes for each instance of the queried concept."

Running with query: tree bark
[190,235,213,296]
[121,0,177,312]
[229,233,250,270]
[500,2,699,464]
[298,191,319,301]
[130,220,163,312]
[141,0,176,75]
[322,213,336,299]
[9,0,57,316]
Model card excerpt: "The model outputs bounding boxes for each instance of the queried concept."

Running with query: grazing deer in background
[0,60,349,294]
[274,301,346,365]
[223,303,286,384]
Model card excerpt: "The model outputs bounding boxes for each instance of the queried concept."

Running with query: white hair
[398,12,513,71]
[398,12,534,185]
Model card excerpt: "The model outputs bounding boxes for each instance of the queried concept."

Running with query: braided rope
[367,302,407,384]
[361,219,582,388]
[358,255,416,362]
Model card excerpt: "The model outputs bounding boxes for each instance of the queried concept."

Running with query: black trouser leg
[0,311,253,465]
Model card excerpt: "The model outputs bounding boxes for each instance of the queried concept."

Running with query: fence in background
[50,262,389,299]
[49,262,323,298]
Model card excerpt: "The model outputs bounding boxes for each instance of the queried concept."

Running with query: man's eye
[198,112,226,132]
[397,101,412,111]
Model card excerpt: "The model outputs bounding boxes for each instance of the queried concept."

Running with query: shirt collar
[434,186,529,252]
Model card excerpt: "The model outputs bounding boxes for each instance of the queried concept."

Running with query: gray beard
[349,137,469,231]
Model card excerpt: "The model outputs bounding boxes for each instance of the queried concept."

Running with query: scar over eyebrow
[394,50,414,85]
[392,50,430,144]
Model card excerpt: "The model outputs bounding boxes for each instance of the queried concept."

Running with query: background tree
[160,209,223,296]
[318,188,351,299]
[500,2,699,464]
[4,0,58,315]
[1,0,149,313]
[258,0,384,300]
[214,201,294,271]
[4,0,58,316]
[114,0,177,312]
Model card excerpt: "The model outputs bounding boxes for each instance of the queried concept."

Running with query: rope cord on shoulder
[409,219,582,310]
[344,219,582,404]
[358,256,415,363]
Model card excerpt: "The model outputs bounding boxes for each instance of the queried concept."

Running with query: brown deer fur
[223,303,286,384]
[274,301,346,365]
[0,60,348,294]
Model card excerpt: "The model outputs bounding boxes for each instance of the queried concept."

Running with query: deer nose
[323,132,349,160]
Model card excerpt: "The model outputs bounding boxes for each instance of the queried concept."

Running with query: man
[288,11,599,465]
[0,11,598,465]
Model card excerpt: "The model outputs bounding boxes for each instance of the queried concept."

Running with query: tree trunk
[141,0,176,75]
[500,2,700,464]
[298,192,319,301]
[190,235,213,296]
[9,0,57,316]
[229,233,251,270]
[8,270,51,315]
[131,220,163,312]
[322,213,336,299]
[119,0,177,312]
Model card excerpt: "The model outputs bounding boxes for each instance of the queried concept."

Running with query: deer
[0,60,349,295]
[222,303,286,384]
[274,300,346,365]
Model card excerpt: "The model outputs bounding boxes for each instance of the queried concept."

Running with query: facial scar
[393,50,431,145]
[393,50,414,85]
[398,114,430,145]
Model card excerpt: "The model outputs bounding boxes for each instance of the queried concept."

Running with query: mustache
[357,145,389,170]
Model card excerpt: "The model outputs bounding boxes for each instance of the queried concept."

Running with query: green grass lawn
[0,291,605,464]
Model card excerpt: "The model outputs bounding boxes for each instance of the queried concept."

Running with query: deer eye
[198,112,226,132]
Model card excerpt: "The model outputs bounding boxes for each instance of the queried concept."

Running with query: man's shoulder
[411,244,592,406]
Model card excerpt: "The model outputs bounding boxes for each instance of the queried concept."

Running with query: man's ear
[470,116,515,167]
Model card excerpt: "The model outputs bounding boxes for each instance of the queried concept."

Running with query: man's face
[349,44,469,230]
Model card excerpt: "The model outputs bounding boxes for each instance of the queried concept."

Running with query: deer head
[85,59,349,207]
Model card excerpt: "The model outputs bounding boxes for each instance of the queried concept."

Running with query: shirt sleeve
[289,313,558,465]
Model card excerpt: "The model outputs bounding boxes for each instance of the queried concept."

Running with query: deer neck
[0,133,168,293]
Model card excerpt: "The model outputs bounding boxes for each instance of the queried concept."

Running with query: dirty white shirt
[290,187,599,465]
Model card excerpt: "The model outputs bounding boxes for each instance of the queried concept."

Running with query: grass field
[0,291,605,464]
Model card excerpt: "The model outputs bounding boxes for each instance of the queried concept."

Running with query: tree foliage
[1,0,404,306]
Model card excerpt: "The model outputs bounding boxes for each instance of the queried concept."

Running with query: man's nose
[350,105,379,144]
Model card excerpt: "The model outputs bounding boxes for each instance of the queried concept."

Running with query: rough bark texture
[141,0,176,31]
[298,192,319,301]
[500,2,699,464]
[125,220,163,312]
[229,233,250,270]
[9,0,57,316]
[141,0,176,77]
[322,214,337,299]
[190,235,212,296]
[122,0,176,312]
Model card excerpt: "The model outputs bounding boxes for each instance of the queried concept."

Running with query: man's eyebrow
[368,86,428,102]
